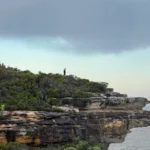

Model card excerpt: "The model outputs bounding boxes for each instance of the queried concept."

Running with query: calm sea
[109,104,150,150]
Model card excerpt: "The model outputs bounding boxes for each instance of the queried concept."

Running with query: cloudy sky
[0,0,150,99]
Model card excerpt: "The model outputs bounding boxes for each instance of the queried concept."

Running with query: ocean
[108,104,150,150]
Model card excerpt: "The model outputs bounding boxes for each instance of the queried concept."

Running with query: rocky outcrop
[0,93,149,146]
[60,96,149,110]
[0,110,150,146]
[89,97,149,110]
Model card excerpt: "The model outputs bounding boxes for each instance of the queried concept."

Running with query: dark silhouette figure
[64,68,66,76]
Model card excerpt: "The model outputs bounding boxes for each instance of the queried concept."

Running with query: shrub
[0,142,29,150]
[0,64,109,111]
[64,147,77,150]
[91,146,101,150]
[51,106,64,112]
[75,141,89,150]
[47,98,59,106]
[0,104,5,117]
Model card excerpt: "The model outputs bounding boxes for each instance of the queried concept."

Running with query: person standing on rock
[64,68,66,76]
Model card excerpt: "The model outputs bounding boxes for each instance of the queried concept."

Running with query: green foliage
[0,104,5,118]
[75,140,90,150]
[90,146,101,150]
[0,104,5,112]
[0,64,109,111]
[47,98,59,106]
[64,147,77,150]
[0,142,28,150]
[51,106,64,112]
[0,140,106,150]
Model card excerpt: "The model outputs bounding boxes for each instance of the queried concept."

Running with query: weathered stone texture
[0,110,150,146]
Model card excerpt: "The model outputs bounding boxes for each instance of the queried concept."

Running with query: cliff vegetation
[0,63,110,111]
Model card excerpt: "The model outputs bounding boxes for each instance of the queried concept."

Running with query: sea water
[109,104,150,150]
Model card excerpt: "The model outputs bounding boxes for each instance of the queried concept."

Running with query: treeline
[0,64,112,111]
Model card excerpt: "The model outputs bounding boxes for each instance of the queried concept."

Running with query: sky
[0,0,150,99]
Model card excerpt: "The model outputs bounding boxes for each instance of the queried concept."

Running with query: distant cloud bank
[0,0,150,53]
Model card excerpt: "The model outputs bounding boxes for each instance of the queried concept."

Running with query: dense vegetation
[0,63,113,111]
[0,139,108,150]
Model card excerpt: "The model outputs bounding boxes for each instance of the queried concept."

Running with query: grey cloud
[0,0,150,53]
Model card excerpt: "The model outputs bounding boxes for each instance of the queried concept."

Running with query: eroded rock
[0,110,150,146]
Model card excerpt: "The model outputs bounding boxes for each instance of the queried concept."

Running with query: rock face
[0,110,150,146]
[61,96,149,110]
[0,94,149,146]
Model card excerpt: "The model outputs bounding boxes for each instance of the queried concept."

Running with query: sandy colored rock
[27,112,40,119]
[105,121,124,128]
[0,110,150,146]
[0,133,7,144]
[34,138,41,145]
[16,135,33,144]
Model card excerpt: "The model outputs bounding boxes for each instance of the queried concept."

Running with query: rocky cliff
[0,64,149,149]
[0,110,150,146]
[60,95,149,111]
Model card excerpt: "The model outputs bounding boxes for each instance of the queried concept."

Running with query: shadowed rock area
[0,110,150,146]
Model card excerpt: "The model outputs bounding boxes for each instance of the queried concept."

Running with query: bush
[0,140,107,150]
[51,106,64,112]
[91,146,101,150]
[0,64,109,111]
[47,98,59,106]
[0,104,5,116]
[0,142,29,150]
[75,141,89,150]
[64,147,77,150]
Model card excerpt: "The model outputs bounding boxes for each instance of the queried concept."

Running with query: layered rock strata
[0,110,150,146]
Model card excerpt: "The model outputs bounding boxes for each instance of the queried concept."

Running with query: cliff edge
[0,109,150,146]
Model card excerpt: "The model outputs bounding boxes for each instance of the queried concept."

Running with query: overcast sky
[0,0,150,99]
[1,0,150,52]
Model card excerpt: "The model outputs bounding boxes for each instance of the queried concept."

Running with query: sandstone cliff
[0,110,150,146]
